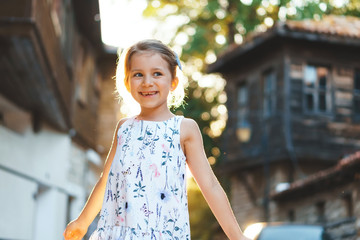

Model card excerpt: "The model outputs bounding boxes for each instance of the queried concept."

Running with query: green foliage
[173,80,222,159]
[187,177,217,240]
[145,0,359,63]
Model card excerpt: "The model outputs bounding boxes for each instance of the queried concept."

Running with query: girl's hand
[63,219,87,240]
[241,236,253,240]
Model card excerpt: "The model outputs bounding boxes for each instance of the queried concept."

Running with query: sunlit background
[98,0,229,141]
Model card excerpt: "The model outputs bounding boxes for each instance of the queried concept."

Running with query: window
[342,193,353,217]
[316,201,326,223]
[263,70,276,118]
[236,84,251,142]
[304,65,332,113]
[354,69,360,115]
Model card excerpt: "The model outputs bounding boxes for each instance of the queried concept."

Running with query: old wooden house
[272,151,360,240]
[208,15,360,232]
[0,0,118,239]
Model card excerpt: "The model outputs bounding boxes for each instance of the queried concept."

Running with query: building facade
[208,15,360,237]
[0,0,118,239]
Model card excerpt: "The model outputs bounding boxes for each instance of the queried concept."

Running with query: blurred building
[208,15,360,238]
[272,151,360,239]
[0,0,118,239]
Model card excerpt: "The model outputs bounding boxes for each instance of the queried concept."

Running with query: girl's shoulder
[180,117,197,127]
[116,117,132,131]
[118,117,131,126]
[180,117,200,140]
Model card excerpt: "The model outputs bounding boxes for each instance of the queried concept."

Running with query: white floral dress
[90,116,190,240]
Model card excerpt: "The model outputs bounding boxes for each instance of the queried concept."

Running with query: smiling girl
[63,39,251,240]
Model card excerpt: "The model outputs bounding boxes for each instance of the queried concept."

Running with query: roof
[207,15,360,73]
[285,15,360,39]
[272,151,360,201]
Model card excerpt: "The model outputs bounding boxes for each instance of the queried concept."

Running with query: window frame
[263,69,277,118]
[236,83,251,142]
[303,64,333,115]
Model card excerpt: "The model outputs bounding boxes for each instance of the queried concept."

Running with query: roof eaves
[207,18,360,74]
[271,151,360,201]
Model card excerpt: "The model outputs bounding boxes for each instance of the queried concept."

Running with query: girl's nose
[142,75,154,87]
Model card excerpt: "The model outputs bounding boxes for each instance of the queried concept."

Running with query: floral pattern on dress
[90,116,190,240]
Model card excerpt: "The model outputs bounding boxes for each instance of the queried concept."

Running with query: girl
[63,39,251,240]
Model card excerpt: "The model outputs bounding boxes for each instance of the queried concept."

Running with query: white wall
[0,168,37,239]
[0,125,71,188]
[0,124,97,240]
[33,187,68,240]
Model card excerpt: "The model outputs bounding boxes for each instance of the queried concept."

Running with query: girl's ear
[171,77,179,91]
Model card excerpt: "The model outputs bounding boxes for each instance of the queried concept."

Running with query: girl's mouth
[140,91,158,96]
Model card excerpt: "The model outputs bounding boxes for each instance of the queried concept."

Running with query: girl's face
[127,51,178,112]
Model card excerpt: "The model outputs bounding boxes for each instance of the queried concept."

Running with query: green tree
[144,0,360,63]
[187,177,217,240]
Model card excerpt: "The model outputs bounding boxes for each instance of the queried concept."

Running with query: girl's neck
[136,108,174,121]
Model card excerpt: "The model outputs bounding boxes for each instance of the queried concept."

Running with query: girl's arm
[63,119,126,240]
[181,118,251,240]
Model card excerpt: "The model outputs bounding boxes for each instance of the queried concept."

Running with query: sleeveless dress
[89,116,190,240]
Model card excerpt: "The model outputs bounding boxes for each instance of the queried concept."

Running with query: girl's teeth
[142,92,156,96]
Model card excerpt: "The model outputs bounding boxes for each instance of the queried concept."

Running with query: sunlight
[186,165,193,179]
[99,0,156,49]
[244,223,265,239]
[241,0,253,6]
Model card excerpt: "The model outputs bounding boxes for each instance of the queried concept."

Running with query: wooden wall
[222,37,360,170]
[285,40,360,162]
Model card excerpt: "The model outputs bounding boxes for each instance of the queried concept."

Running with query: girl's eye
[154,72,162,77]
[133,73,143,77]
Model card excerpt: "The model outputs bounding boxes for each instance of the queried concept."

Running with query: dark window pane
[319,93,326,111]
[319,76,327,88]
[355,70,360,91]
[265,72,275,92]
[264,98,272,117]
[355,98,360,113]
[306,94,314,111]
[237,85,249,130]
[238,86,248,105]
[317,67,328,89]
[264,71,276,117]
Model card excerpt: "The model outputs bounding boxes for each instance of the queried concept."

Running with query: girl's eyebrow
[131,67,165,72]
